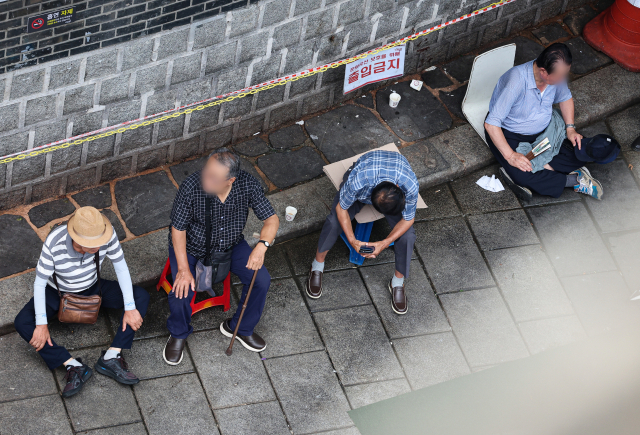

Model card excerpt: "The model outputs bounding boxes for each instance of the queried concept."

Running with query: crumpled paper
[476,175,504,193]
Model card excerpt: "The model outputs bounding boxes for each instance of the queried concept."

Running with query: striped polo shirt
[36,224,124,292]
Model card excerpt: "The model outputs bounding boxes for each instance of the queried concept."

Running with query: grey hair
[208,147,240,179]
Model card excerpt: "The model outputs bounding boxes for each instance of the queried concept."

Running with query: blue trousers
[166,239,270,339]
[485,127,584,198]
[14,280,150,370]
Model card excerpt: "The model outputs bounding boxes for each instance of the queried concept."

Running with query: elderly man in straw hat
[14,206,150,398]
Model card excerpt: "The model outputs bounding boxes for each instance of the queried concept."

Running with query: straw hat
[67,207,113,248]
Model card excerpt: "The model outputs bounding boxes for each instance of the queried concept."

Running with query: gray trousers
[317,190,416,278]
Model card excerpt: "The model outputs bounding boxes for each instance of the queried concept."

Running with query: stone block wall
[0,0,585,209]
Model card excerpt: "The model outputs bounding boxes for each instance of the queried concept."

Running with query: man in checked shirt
[163,148,279,365]
[306,150,418,315]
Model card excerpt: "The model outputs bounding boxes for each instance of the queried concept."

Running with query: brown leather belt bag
[54,252,102,324]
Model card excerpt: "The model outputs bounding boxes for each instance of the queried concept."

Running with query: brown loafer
[388,280,408,315]
[163,336,185,365]
[220,320,266,352]
[306,268,323,299]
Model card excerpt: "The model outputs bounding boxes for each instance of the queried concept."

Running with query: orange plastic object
[156,259,231,315]
[583,0,640,72]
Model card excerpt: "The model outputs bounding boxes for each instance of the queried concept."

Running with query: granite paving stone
[486,245,573,322]
[518,315,587,355]
[72,185,112,209]
[48,311,113,350]
[486,36,544,66]
[114,171,178,236]
[562,271,640,336]
[608,230,640,295]
[77,423,147,435]
[257,278,323,358]
[526,201,616,277]
[169,157,206,186]
[0,394,74,435]
[563,6,598,36]
[135,373,219,435]
[414,218,494,293]
[124,336,195,380]
[315,428,361,435]
[0,214,43,278]
[188,331,275,409]
[269,124,307,149]
[360,261,450,338]
[344,379,411,409]
[258,147,325,188]
[54,347,141,432]
[414,184,461,221]
[607,103,640,150]
[531,23,569,45]
[376,81,453,141]
[283,230,354,275]
[233,137,270,157]
[578,121,611,138]
[28,198,76,228]
[400,139,456,187]
[0,271,35,334]
[264,351,353,433]
[394,332,471,389]
[520,187,581,207]
[468,209,539,251]
[451,165,521,214]
[441,55,475,82]
[357,93,374,109]
[583,160,640,232]
[421,67,454,89]
[239,157,268,192]
[314,304,404,385]
[440,288,529,367]
[101,209,126,241]
[0,332,58,402]
[427,124,494,176]
[564,37,611,75]
[304,268,371,312]
[214,401,290,435]
[305,105,398,163]
[439,84,467,120]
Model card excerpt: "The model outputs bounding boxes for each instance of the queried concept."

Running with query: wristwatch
[566,124,576,130]
[258,240,271,248]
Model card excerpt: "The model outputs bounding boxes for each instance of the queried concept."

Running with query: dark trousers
[14,280,150,370]
[166,239,270,338]
[317,190,416,278]
[485,127,584,198]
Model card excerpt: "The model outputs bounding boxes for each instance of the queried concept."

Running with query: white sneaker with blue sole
[572,167,603,200]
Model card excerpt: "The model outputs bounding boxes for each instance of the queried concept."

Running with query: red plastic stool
[156,259,231,315]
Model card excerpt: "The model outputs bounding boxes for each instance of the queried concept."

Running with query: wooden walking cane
[226,269,259,356]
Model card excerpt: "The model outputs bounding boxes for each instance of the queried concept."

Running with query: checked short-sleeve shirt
[169,170,275,261]
[339,150,419,221]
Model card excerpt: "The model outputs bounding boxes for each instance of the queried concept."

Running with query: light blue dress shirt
[485,60,572,135]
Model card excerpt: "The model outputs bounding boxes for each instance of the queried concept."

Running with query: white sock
[65,359,82,369]
[391,275,404,288]
[104,348,120,360]
[311,259,325,273]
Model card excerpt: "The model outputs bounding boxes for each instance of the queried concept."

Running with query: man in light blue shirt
[484,43,603,201]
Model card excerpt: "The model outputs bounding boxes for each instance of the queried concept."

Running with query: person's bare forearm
[260,214,279,244]
[558,98,575,126]
[336,204,356,243]
[171,227,190,271]
[485,123,514,159]
[384,219,414,245]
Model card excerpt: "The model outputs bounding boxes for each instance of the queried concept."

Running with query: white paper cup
[389,91,401,108]
[285,206,297,221]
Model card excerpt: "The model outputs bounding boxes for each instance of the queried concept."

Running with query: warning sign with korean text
[343,45,405,94]
[27,8,75,33]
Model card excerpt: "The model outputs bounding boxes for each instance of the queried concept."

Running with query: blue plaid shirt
[339,150,419,221]
[485,60,572,135]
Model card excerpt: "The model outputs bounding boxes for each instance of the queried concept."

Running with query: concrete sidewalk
[2,5,640,434]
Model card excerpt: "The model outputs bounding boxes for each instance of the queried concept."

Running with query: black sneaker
[61,358,92,398]
[95,351,139,385]
[499,167,532,202]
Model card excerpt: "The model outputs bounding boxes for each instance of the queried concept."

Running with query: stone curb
[2,63,639,335]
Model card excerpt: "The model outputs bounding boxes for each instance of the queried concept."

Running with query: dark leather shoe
[388,280,408,315]
[306,268,323,299]
[220,320,266,352]
[95,351,139,385]
[632,135,640,152]
[62,358,92,398]
[163,336,185,365]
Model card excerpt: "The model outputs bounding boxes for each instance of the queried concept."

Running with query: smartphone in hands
[359,245,374,254]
